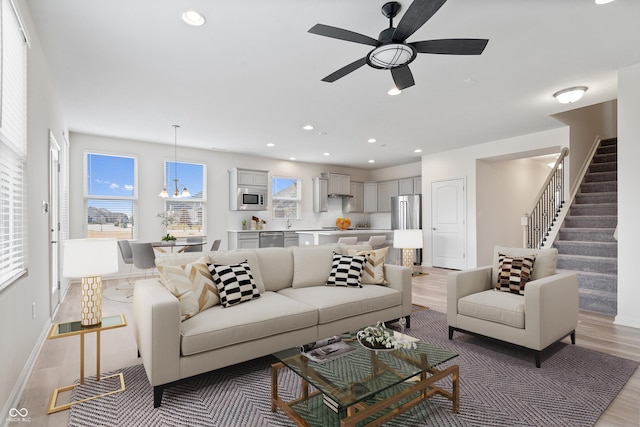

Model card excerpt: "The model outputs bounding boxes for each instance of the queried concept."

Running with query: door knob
[432,228,437,230]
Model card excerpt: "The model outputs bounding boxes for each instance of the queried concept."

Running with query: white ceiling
[25,0,640,169]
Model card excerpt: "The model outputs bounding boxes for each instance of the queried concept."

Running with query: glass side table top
[49,314,127,338]
[272,331,458,409]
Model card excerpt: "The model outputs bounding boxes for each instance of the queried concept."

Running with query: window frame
[162,160,207,237]
[271,176,302,220]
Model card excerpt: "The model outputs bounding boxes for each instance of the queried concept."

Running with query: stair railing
[522,147,569,249]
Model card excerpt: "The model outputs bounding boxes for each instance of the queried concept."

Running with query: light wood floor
[16,268,640,426]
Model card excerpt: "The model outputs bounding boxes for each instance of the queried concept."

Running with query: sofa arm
[133,279,181,387]
[447,266,493,326]
[524,272,579,349]
[384,264,412,316]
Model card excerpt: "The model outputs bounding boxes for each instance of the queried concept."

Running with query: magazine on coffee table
[300,335,355,363]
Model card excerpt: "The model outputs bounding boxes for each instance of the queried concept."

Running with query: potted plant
[161,233,176,244]
[242,219,247,230]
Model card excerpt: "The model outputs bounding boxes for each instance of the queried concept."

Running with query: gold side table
[47,314,127,414]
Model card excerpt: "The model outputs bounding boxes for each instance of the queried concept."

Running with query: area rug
[68,309,638,427]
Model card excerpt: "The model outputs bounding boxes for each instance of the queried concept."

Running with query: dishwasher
[259,231,284,248]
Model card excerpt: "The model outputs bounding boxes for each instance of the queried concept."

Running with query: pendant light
[159,125,191,198]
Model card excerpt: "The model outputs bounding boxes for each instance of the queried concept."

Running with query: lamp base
[401,249,415,274]
[81,276,103,326]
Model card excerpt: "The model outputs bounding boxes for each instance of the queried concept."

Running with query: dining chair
[117,240,134,286]
[337,236,357,245]
[131,243,157,277]
[210,239,221,251]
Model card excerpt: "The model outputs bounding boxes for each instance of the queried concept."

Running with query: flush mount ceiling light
[159,125,191,199]
[367,44,416,69]
[553,86,588,104]
[181,10,206,26]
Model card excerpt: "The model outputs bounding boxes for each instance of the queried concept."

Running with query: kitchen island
[296,229,393,246]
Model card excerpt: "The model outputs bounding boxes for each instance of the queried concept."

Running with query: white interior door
[431,179,466,269]
[50,134,61,316]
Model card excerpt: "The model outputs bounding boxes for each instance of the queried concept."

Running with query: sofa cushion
[348,247,388,285]
[496,253,536,295]
[278,285,401,325]
[492,246,557,284]
[458,289,525,329]
[157,259,220,321]
[326,252,368,288]
[291,245,340,288]
[207,251,266,293]
[254,247,294,292]
[180,292,317,356]
[209,261,260,307]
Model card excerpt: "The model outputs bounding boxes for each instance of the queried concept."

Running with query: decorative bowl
[336,217,351,230]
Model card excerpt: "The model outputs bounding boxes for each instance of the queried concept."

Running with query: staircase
[554,138,617,315]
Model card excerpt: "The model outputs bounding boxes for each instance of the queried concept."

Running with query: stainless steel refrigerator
[391,195,422,265]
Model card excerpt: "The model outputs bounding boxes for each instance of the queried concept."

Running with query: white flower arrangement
[157,211,177,227]
[356,321,417,350]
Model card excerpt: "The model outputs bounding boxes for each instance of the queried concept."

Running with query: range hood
[328,193,353,198]
[322,173,353,198]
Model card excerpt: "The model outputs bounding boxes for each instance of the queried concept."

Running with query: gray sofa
[133,244,412,407]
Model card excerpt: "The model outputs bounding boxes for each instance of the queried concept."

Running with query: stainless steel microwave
[236,186,266,210]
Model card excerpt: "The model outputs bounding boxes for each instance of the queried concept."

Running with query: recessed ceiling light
[289,157,296,161]
[368,160,375,163]
[414,149,422,153]
[368,138,376,143]
[323,152,330,156]
[181,10,206,26]
[266,143,275,147]
[553,86,588,104]
[388,88,402,96]
[303,125,314,131]
[595,0,614,4]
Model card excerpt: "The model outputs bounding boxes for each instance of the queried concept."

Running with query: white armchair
[447,246,578,367]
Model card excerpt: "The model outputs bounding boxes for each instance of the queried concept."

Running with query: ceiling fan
[308,0,489,90]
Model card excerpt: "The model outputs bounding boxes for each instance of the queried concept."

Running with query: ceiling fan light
[388,87,402,96]
[368,44,415,69]
[553,86,588,104]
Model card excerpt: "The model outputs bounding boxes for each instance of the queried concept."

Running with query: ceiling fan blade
[411,38,489,55]
[309,24,380,47]
[392,0,447,42]
[321,57,368,83]
[391,66,415,90]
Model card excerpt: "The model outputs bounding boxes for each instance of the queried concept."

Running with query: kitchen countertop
[295,229,392,235]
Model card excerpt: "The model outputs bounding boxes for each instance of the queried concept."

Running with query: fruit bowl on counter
[336,217,351,231]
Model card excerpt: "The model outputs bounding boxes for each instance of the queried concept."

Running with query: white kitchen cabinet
[343,182,364,213]
[377,180,399,212]
[237,232,260,249]
[236,169,268,187]
[328,173,351,196]
[363,182,378,213]
[413,177,422,194]
[399,176,422,195]
[313,177,328,212]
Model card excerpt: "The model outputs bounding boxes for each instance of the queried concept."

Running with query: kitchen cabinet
[234,168,268,187]
[377,180,399,212]
[228,231,260,249]
[328,173,351,196]
[399,177,422,195]
[363,182,378,213]
[313,177,328,213]
[343,182,364,213]
[284,231,299,247]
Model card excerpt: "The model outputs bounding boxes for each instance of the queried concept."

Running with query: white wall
[421,127,570,268]
[616,63,640,328]
[0,0,68,416]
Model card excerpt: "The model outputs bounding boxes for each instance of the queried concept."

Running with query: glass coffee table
[271,331,459,427]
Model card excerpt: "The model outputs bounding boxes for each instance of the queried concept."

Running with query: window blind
[0,0,28,290]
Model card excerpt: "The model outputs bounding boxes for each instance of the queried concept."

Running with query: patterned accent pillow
[496,253,536,295]
[347,247,388,285]
[208,260,260,307]
[326,252,368,288]
[158,259,220,321]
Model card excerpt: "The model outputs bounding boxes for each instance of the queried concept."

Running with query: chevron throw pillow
[347,247,388,285]
[209,260,260,307]
[496,253,536,295]
[326,252,368,288]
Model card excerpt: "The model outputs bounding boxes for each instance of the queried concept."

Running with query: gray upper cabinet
[237,169,268,187]
[377,180,399,212]
[343,181,364,213]
[363,182,378,213]
[399,176,422,195]
[313,177,328,212]
[328,173,351,196]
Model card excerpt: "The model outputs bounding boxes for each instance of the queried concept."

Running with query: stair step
[588,161,617,173]
[578,181,617,193]
[563,215,617,229]
[574,192,617,204]
[553,241,617,257]
[569,203,617,216]
[584,171,617,183]
[558,227,617,242]
[557,254,617,274]
[579,288,617,315]
[592,153,617,163]
[596,144,617,155]
[599,138,617,147]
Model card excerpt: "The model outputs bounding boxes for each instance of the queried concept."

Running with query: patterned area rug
[68,309,638,426]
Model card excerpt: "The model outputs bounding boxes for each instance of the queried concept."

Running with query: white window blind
[0,0,28,290]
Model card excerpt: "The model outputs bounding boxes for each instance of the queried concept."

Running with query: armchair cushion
[496,253,536,295]
[458,290,525,328]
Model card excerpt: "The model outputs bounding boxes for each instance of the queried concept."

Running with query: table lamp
[63,239,119,326]
[393,229,423,274]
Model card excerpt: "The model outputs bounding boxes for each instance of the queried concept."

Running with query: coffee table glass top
[272,331,458,409]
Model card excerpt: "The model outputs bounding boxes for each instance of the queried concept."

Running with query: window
[272,176,301,220]
[85,153,136,239]
[162,161,205,237]
[0,0,28,290]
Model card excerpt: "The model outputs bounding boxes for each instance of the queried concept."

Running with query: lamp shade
[393,229,423,249]
[63,238,119,278]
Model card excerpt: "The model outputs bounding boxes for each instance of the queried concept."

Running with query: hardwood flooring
[15,268,640,426]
